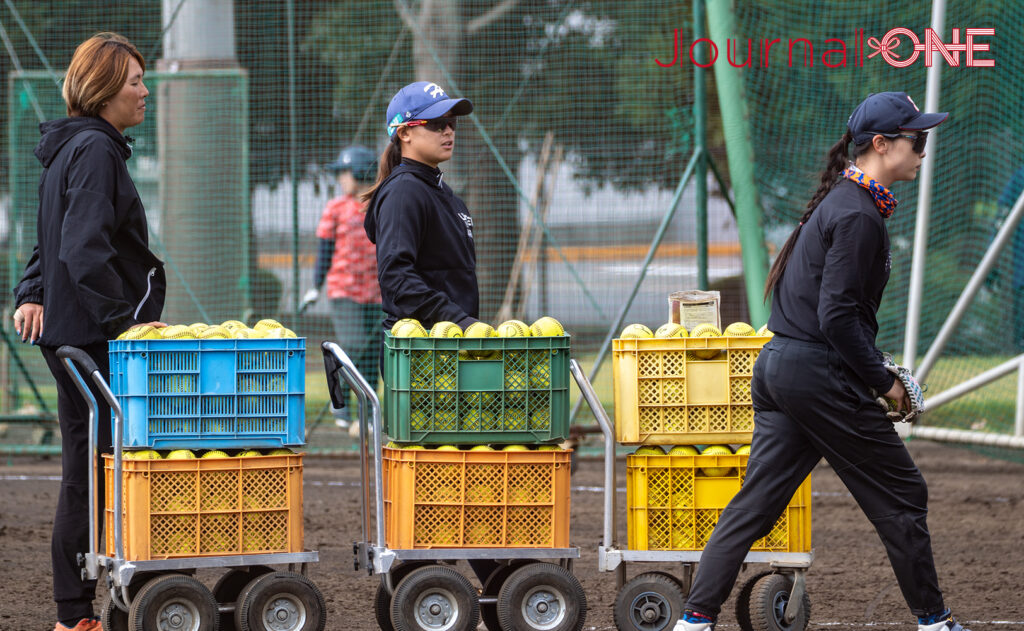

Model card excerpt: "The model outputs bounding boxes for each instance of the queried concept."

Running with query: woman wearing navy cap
[363,80,478,335]
[676,93,970,631]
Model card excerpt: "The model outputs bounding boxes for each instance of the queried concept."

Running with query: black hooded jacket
[13,116,166,347]
[364,157,478,330]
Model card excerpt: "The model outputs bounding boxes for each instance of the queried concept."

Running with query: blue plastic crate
[108,338,305,449]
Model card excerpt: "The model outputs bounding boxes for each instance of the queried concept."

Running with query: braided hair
[763,130,872,301]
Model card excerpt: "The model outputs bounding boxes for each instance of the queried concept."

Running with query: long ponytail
[360,138,402,204]
[763,130,867,301]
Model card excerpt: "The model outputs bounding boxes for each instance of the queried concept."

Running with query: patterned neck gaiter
[843,165,897,218]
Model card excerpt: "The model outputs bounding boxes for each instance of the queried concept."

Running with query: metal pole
[1017,364,1024,438]
[903,0,947,371]
[287,0,300,316]
[916,189,1024,381]
[705,0,770,326]
[693,0,709,290]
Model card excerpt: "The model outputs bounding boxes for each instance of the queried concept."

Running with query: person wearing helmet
[302,144,381,426]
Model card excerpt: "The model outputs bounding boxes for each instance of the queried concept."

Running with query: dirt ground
[1,440,1022,630]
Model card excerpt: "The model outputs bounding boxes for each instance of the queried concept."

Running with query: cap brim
[900,111,948,131]
[417,97,473,120]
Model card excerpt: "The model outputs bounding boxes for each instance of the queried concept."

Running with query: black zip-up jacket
[13,116,166,347]
[768,178,895,394]
[364,157,478,331]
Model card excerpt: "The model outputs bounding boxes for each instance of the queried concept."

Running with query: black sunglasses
[870,131,928,154]
[406,117,457,133]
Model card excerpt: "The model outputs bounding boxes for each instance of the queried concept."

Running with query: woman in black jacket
[677,93,969,631]
[11,33,165,631]
[362,80,478,334]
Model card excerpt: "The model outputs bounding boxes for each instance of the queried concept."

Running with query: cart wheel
[235,571,326,631]
[390,564,479,631]
[101,572,159,631]
[496,562,586,631]
[377,563,435,631]
[734,571,774,631]
[480,563,526,631]
[740,573,810,631]
[612,572,685,631]
[127,573,218,631]
[213,566,273,631]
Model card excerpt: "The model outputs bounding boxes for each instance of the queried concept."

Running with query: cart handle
[321,341,384,565]
[569,358,617,550]
[57,344,126,576]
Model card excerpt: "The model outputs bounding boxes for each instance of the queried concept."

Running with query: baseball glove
[873,353,926,423]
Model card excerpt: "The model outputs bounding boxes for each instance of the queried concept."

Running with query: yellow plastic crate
[383,447,571,549]
[613,336,769,444]
[103,453,304,561]
[626,453,811,552]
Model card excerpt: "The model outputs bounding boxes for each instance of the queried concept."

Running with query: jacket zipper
[133,267,156,320]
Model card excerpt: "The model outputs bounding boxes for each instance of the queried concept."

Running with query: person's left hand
[13,303,43,343]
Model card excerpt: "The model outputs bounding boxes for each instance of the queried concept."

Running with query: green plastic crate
[382,332,571,444]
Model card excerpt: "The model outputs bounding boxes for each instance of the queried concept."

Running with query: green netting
[1,1,1022,452]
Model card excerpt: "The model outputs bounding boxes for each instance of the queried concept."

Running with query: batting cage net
[1,1,1022,452]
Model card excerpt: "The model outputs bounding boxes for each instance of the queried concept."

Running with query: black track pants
[683,336,944,619]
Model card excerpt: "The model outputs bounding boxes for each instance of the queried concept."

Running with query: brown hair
[62,32,145,117]
[360,137,403,204]
[763,130,873,301]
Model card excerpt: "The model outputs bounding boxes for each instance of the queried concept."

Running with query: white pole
[903,0,947,373]
[916,190,1024,382]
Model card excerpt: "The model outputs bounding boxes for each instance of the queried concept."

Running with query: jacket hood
[364,158,445,243]
[35,116,132,167]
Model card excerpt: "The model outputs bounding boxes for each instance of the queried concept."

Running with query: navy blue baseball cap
[847,92,948,145]
[386,81,473,137]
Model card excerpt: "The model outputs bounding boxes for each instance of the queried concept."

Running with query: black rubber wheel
[390,564,479,631]
[101,572,157,631]
[235,571,326,631]
[496,562,586,631]
[127,573,218,631]
[376,563,435,631]
[744,573,810,631]
[612,572,685,631]
[480,563,525,631]
[734,571,774,631]
[213,566,273,631]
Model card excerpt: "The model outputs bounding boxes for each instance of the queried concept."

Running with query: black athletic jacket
[364,157,478,331]
[768,179,895,394]
[13,116,166,347]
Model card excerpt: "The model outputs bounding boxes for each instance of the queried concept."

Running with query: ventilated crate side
[613,336,768,445]
[103,453,304,560]
[625,453,811,552]
[382,447,571,548]
[383,333,571,445]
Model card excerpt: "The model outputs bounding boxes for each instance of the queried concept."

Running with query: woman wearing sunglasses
[363,80,478,339]
[676,93,971,631]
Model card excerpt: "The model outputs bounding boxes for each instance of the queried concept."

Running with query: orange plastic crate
[613,336,769,445]
[626,453,811,552]
[103,453,304,561]
[383,447,571,549]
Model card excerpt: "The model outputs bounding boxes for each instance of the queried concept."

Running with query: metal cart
[569,358,813,631]
[58,345,323,631]
[321,341,586,631]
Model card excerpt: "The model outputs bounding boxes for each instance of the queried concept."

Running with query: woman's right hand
[12,303,43,343]
[883,377,911,413]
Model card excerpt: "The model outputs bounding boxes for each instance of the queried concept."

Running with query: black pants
[41,342,111,623]
[684,336,944,619]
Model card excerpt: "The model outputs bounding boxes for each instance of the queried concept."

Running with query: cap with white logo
[386,81,473,136]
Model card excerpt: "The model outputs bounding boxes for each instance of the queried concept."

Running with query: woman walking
[676,92,969,631]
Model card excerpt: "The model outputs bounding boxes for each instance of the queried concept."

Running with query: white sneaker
[919,618,970,631]
[673,620,712,631]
